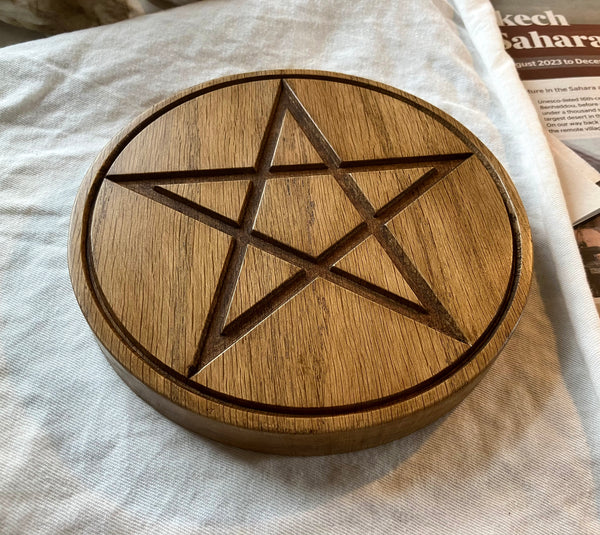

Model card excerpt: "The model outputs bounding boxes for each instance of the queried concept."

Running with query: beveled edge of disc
[68,70,533,455]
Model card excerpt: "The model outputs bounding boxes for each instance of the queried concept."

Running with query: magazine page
[576,215,600,309]
[493,0,600,169]
[492,0,600,311]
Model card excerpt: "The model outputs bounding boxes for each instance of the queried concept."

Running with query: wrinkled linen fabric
[1,1,600,533]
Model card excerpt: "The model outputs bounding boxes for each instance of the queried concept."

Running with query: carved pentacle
[68,71,533,455]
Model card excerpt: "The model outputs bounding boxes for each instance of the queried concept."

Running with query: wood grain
[68,70,533,455]
[333,235,421,304]
[90,180,232,376]
[386,155,513,345]
[107,79,280,174]
[225,245,300,325]
[160,180,251,224]
[286,78,470,162]
[253,174,363,257]
[352,167,433,212]
[271,110,323,169]
[194,277,468,408]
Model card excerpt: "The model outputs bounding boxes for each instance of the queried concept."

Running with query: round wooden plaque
[69,71,532,455]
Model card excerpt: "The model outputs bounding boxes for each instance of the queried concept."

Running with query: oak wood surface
[68,70,533,455]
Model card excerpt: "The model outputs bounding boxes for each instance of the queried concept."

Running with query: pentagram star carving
[107,79,473,377]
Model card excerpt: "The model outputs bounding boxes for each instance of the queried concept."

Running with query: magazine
[492,0,600,311]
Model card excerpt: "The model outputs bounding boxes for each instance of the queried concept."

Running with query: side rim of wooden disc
[68,70,533,455]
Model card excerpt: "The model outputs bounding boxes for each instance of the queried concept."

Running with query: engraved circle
[81,73,524,417]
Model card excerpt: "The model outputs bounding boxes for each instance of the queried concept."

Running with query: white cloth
[1,1,600,533]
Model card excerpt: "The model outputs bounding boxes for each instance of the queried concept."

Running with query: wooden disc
[68,71,532,455]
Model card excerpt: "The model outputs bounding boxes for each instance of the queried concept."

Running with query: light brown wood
[352,167,433,212]
[68,70,533,455]
[254,174,363,257]
[271,110,323,168]
[160,180,251,224]
[107,79,280,174]
[90,180,232,376]
[225,245,300,325]
[334,235,421,304]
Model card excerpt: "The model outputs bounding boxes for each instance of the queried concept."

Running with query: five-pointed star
[108,80,472,377]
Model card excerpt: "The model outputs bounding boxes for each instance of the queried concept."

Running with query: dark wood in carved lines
[106,79,472,376]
